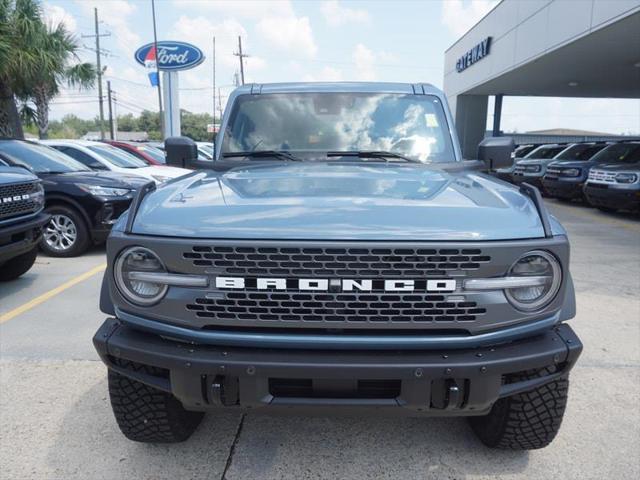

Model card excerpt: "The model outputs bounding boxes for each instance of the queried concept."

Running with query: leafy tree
[17,12,95,138]
[0,0,95,139]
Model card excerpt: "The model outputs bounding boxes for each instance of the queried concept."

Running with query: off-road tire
[0,247,38,281]
[108,365,204,443]
[40,205,90,257]
[469,367,569,450]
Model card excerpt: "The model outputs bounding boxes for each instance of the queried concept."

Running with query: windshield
[525,145,566,159]
[555,144,606,161]
[88,145,148,168]
[590,143,640,164]
[0,141,90,173]
[222,92,456,163]
[135,145,166,164]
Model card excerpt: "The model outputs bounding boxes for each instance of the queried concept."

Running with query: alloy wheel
[44,214,78,252]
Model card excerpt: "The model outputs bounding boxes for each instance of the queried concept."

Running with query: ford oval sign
[134,41,204,71]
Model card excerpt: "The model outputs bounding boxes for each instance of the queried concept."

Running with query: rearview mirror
[165,137,211,170]
[477,136,515,171]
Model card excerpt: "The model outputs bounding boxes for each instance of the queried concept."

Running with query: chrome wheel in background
[44,214,77,252]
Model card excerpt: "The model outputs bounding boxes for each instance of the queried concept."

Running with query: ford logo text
[134,41,205,71]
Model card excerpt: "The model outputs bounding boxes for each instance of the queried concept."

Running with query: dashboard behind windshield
[222,92,456,163]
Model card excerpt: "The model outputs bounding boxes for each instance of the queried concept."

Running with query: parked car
[41,140,189,184]
[0,140,149,257]
[511,143,572,189]
[494,143,539,182]
[583,141,640,212]
[103,140,167,165]
[541,143,611,200]
[95,82,582,450]
[195,142,214,162]
[0,163,48,280]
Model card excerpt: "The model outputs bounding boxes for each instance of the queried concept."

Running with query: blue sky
[45,0,639,135]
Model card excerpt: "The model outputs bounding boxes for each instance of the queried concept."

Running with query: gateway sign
[456,37,492,72]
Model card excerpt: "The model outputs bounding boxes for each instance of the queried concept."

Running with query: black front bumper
[541,177,585,199]
[94,319,582,416]
[0,212,50,264]
[584,184,640,211]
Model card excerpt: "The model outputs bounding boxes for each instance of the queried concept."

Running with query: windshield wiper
[222,150,302,161]
[325,150,420,163]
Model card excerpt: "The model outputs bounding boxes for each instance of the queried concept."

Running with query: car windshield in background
[222,92,456,163]
[136,145,166,164]
[555,144,606,161]
[591,143,640,164]
[0,141,90,173]
[88,145,148,168]
[525,145,566,159]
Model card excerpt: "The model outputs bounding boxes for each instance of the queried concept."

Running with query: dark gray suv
[94,82,582,450]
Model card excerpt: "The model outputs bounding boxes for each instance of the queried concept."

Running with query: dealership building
[443,0,640,158]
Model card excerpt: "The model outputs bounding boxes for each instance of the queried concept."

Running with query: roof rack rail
[125,181,156,233]
[519,183,552,238]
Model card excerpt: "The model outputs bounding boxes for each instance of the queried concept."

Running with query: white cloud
[352,43,376,80]
[303,66,344,82]
[257,14,317,58]
[321,1,370,27]
[75,0,141,53]
[43,3,77,32]
[441,0,498,37]
[173,0,293,18]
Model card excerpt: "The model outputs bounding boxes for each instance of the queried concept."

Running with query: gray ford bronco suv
[94,83,582,449]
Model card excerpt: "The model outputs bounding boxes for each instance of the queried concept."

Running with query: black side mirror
[165,136,211,170]
[477,136,515,171]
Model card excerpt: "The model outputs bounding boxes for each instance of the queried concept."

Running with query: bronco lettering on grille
[215,277,457,293]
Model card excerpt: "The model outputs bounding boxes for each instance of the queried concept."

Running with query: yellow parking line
[0,263,107,324]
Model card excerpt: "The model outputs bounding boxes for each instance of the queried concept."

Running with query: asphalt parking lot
[0,199,638,480]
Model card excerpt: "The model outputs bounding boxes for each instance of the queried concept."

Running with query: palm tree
[18,10,96,138]
[0,0,44,138]
[0,0,95,139]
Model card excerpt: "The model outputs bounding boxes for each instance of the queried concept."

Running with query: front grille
[0,181,41,221]
[183,246,491,277]
[186,292,487,324]
[588,169,617,184]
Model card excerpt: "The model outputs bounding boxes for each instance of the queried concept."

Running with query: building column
[453,94,488,159]
[492,94,503,137]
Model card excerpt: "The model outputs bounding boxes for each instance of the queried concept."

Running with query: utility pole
[82,8,110,140]
[233,36,249,85]
[107,81,114,140]
[151,0,164,139]
[112,93,118,140]
[218,88,223,120]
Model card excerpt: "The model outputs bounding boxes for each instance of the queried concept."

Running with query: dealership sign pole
[134,41,205,138]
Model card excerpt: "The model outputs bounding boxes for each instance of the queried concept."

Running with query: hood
[39,170,149,188]
[593,162,640,172]
[517,158,556,166]
[548,160,592,169]
[0,166,38,185]
[131,162,546,241]
[138,166,190,178]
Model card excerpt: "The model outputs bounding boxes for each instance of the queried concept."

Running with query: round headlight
[505,251,562,312]
[114,246,168,306]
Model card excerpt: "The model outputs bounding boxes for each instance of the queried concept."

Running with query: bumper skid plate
[94,319,582,416]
